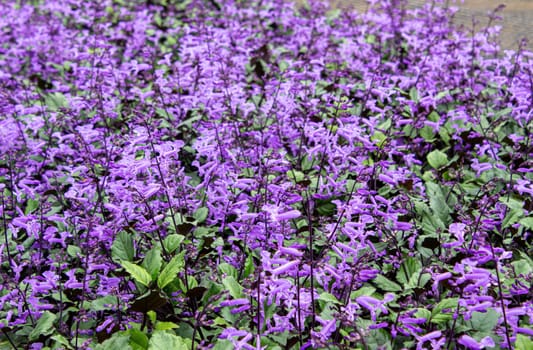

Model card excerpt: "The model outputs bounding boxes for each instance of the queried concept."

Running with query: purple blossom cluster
[0,0,532,349]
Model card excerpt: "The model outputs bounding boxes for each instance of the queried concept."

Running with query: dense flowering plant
[0,0,532,349]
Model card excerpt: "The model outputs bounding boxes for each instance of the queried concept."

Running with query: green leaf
[406,269,423,289]
[128,328,149,350]
[112,231,135,262]
[351,286,376,298]
[147,311,157,324]
[319,292,342,305]
[499,197,524,211]
[409,87,419,102]
[213,340,234,350]
[163,234,184,254]
[91,295,117,311]
[418,273,432,288]
[513,259,533,275]
[396,257,421,285]
[143,248,162,280]
[502,208,524,229]
[430,297,458,324]
[50,334,74,349]
[45,92,69,111]
[158,251,185,289]
[373,275,402,292]
[519,216,533,229]
[29,311,56,341]
[516,334,533,350]
[67,245,81,258]
[287,170,305,183]
[218,263,238,279]
[95,334,132,350]
[427,150,448,169]
[148,331,188,350]
[430,313,453,325]
[25,198,39,215]
[371,131,387,147]
[414,308,431,322]
[222,276,243,298]
[366,328,393,350]
[193,207,209,223]
[315,198,336,217]
[469,309,499,333]
[420,126,435,141]
[154,321,179,331]
[301,156,315,171]
[122,261,153,287]
[426,181,452,225]
[243,253,254,278]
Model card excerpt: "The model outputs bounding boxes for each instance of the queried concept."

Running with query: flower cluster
[0,0,532,349]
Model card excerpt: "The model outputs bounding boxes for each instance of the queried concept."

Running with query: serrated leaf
[163,234,184,254]
[193,207,209,223]
[112,231,134,262]
[222,276,243,299]
[143,248,162,280]
[427,150,448,169]
[157,251,185,289]
[373,275,402,292]
[29,311,56,341]
[122,261,152,287]
[148,331,188,350]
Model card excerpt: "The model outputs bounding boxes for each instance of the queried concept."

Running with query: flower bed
[0,0,532,349]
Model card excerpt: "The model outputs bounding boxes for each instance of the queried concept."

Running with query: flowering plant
[0,0,532,349]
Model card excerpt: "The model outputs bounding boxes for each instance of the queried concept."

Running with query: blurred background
[303,0,532,50]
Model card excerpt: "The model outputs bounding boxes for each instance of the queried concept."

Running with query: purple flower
[457,335,495,350]
[272,260,300,276]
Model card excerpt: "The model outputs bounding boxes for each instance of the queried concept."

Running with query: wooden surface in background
[317,0,533,50]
